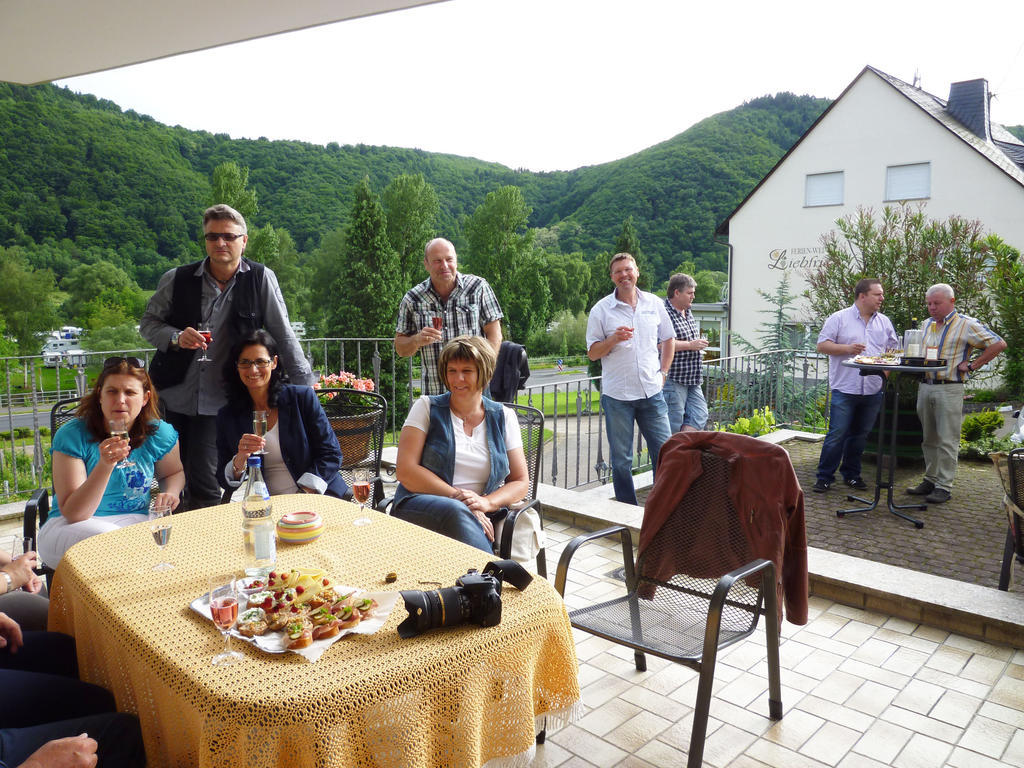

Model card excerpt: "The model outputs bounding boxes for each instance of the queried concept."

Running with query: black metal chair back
[497,403,547,577]
[554,443,786,768]
[998,448,1024,590]
[318,388,388,508]
[23,397,82,587]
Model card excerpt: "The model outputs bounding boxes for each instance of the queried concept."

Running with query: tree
[731,273,812,353]
[987,235,1024,393]
[806,203,992,336]
[0,247,59,353]
[60,261,145,328]
[463,186,548,342]
[382,174,439,288]
[328,178,402,339]
[208,162,258,223]
[545,252,591,315]
[81,323,146,352]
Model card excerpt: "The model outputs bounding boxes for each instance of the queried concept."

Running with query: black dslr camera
[397,559,532,639]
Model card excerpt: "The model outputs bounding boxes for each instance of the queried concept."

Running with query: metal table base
[836,361,933,529]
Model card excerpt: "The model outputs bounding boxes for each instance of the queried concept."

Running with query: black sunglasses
[103,356,145,369]
[204,232,245,242]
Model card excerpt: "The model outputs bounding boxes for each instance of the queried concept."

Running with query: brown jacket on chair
[640,431,809,625]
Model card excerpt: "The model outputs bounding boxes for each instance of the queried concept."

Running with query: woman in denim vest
[394,336,528,552]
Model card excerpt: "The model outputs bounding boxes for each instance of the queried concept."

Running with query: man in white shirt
[586,253,675,504]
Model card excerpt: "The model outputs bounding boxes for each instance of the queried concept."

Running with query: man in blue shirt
[813,278,899,493]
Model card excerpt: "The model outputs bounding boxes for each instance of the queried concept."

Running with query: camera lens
[397,586,466,638]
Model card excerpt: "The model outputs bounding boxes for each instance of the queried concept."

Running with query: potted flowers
[313,371,381,464]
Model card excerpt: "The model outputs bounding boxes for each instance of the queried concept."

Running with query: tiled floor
[7,509,1024,767]
[536,519,1024,768]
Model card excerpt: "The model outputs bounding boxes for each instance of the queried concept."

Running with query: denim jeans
[601,392,672,505]
[662,379,709,432]
[815,390,883,484]
[392,493,494,553]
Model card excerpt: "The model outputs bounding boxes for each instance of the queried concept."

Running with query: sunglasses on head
[103,356,145,369]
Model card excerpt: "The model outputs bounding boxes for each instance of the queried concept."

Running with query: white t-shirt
[404,396,523,494]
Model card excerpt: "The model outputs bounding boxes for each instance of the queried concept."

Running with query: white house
[715,65,1024,352]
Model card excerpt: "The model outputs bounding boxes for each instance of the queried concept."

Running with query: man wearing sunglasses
[140,204,312,511]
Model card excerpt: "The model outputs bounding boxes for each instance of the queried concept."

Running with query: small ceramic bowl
[276,510,324,544]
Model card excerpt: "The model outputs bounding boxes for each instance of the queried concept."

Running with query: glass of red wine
[208,574,243,666]
[432,316,443,331]
[197,326,213,362]
[352,469,373,526]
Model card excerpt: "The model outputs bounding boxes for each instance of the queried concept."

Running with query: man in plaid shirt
[663,274,709,432]
[394,238,503,395]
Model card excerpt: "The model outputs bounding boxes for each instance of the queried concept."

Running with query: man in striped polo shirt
[907,283,1006,504]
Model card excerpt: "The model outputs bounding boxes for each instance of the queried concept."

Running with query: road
[0,409,51,432]
[524,366,587,389]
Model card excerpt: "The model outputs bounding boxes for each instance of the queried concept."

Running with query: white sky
[55,0,1024,172]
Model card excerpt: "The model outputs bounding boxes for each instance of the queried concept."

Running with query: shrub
[960,410,1003,442]
[715,407,776,436]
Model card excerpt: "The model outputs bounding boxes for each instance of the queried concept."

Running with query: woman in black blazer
[216,330,348,499]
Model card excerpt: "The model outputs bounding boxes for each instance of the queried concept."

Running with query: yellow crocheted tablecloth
[48,495,581,768]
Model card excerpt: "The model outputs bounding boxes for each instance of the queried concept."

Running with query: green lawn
[515,389,601,418]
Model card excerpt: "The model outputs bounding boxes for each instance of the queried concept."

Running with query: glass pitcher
[903,329,924,358]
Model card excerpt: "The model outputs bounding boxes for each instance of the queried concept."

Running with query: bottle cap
[246,455,262,468]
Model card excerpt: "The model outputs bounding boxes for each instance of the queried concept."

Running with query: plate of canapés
[191,567,397,661]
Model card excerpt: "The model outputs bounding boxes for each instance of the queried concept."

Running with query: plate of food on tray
[190,567,397,662]
[851,351,902,366]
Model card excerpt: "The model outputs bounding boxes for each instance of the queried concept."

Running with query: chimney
[947,79,991,142]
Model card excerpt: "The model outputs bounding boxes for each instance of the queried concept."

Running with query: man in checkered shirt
[394,238,503,395]
[662,273,709,432]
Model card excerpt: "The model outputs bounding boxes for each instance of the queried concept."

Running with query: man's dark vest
[148,259,266,391]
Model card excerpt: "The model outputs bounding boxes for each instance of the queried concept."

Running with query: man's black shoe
[845,477,869,490]
[925,488,951,504]
[906,480,935,495]
[812,479,831,493]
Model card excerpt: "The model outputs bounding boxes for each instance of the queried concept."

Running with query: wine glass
[208,574,244,666]
[108,417,135,468]
[197,326,213,362]
[352,469,373,526]
[149,502,173,571]
[252,410,268,456]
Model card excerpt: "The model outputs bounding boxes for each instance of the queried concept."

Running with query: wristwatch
[170,331,181,349]
[2,571,12,594]
[967,362,975,372]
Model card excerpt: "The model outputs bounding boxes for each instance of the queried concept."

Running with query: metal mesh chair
[995,448,1024,591]
[318,388,388,509]
[23,397,81,587]
[555,448,784,768]
[497,403,547,577]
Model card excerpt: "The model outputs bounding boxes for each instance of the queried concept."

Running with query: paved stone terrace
[785,440,1019,591]
[635,439,1019,591]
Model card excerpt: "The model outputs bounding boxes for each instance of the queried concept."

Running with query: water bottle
[241,455,275,578]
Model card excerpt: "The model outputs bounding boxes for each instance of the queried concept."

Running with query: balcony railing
[0,343,828,501]
[520,349,829,490]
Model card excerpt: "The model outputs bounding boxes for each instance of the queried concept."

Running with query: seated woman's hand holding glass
[37,358,185,568]
[216,330,348,500]
[393,336,528,553]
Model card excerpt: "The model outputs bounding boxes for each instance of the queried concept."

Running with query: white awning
[0,0,447,84]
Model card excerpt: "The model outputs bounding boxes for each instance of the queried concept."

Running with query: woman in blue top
[394,336,528,552]
[38,357,184,567]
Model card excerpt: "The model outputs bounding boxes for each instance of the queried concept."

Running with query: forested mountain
[0,81,829,352]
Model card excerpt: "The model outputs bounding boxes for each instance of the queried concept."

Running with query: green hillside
[0,82,828,284]
[0,81,831,354]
